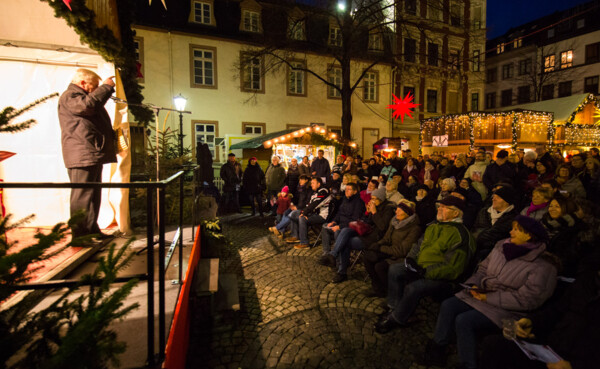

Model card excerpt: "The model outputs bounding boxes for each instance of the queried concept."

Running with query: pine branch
[0,93,58,134]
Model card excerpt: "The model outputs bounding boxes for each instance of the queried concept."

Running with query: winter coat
[448,165,466,181]
[401,166,419,183]
[332,193,366,228]
[58,83,117,168]
[360,190,372,206]
[276,194,292,214]
[456,239,557,328]
[220,161,242,192]
[527,264,600,369]
[472,206,518,256]
[286,164,301,194]
[385,190,403,205]
[415,194,437,232]
[407,220,476,281]
[464,161,488,200]
[380,165,397,178]
[265,163,286,192]
[359,200,396,247]
[310,157,331,178]
[294,182,312,210]
[418,168,439,184]
[483,161,517,190]
[298,163,311,177]
[242,161,265,194]
[371,214,421,261]
[519,203,548,221]
[541,213,585,277]
[560,176,586,199]
[302,186,330,219]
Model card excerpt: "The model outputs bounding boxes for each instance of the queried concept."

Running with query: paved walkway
[188,214,457,369]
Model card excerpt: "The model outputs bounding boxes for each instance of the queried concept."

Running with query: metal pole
[178,111,184,284]
[146,192,155,366]
[158,187,166,360]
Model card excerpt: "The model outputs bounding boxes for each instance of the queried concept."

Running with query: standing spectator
[242,157,265,216]
[286,158,301,198]
[311,149,331,179]
[298,156,311,177]
[401,158,419,184]
[418,160,439,185]
[483,150,517,190]
[265,156,287,215]
[220,153,242,213]
[464,151,489,200]
[535,159,555,184]
[438,157,453,179]
[58,69,117,242]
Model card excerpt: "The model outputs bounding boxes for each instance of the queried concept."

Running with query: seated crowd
[228,146,600,369]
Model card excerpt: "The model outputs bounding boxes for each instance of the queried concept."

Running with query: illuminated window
[544,55,555,72]
[560,50,573,69]
[195,122,217,158]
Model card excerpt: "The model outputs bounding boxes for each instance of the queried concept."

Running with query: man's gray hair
[523,150,538,161]
[71,68,100,84]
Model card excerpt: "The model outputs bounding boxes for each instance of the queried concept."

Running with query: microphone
[110,96,127,103]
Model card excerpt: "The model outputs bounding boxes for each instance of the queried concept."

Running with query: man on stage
[58,68,117,242]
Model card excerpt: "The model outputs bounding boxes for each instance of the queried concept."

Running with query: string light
[261,124,357,149]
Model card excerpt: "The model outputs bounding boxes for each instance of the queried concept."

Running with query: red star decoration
[386,92,420,123]
[63,0,72,11]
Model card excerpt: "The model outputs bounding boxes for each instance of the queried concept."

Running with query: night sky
[487,0,593,38]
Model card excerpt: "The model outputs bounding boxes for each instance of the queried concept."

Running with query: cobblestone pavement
[188,213,458,369]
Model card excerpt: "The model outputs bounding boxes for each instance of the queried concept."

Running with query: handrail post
[158,186,166,360]
[146,189,155,366]
[179,170,184,284]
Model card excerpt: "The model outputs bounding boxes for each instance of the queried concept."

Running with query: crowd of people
[220,144,600,369]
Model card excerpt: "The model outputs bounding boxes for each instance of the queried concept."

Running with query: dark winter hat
[496,150,509,159]
[437,195,466,212]
[493,186,516,205]
[513,215,548,243]
[451,187,468,199]
[397,202,415,216]
[372,187,387,202]
[332,169,342,175]
[228,153,236,157]
[416,184,430,193]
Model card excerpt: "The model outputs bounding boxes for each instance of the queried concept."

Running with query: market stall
[230,125,354,170]
[372,137,409,158]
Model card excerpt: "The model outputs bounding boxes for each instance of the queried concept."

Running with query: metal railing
[1,169,195,367]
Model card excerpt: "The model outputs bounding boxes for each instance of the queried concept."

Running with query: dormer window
[243,10,260,32]
[190,1,215,26]
[368,32,383,51]
[288,19,305,40]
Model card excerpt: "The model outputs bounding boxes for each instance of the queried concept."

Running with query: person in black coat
[414,185,437,232]
[483,150,518,191]
[286,158,301,199]
[220,153,243,213]
[471,186,519,260]
[310,149,331,178]
[242,157,265,216]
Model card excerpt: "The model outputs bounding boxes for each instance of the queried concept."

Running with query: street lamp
[337,1,346,11]
[173,94,187,157]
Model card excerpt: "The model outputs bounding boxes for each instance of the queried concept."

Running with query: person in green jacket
[375,195,475,334]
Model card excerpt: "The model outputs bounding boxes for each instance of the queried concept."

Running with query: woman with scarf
[520,186,553,221]
[437,178,457,200]
[541,196,584,277]
[420,215,558,369]
[360,179,379,207]
[362,200,422,297]
[449,157,467,181]
[385,179,404,205]
[555,164,586,199]
[401,158,419,184]
[418,160,439,185]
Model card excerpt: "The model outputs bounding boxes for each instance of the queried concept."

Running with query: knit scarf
[424,168,432,181]
[502,240,540,261]
[542,214,576,239]
[488,204,514,225]
[526,202,548,216]
[391,214,416,229]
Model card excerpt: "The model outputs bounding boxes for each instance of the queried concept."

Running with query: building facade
[395,0,487,145]
[134,0,398,162]
[484,0,600,110]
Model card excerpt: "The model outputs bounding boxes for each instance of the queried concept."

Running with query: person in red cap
[275,186,293,223]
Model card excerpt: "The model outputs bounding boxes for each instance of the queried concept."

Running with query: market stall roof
[230,129,297,149]
[499,94,591,123]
